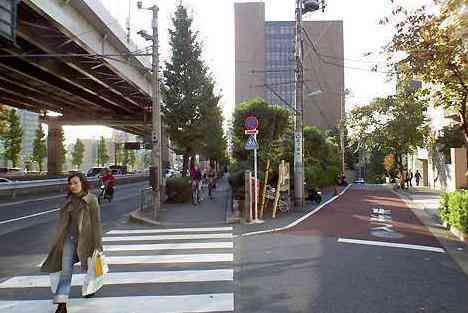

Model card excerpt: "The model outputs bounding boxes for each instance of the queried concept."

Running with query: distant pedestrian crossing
[0,226,235,313]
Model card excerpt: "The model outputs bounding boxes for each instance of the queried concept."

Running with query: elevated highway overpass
[0,0,168,174]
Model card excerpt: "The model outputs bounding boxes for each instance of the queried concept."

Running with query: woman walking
[41,173,103,313]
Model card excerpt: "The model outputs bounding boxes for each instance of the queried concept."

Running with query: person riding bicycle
[100,169,116,202]
[207,165,216,199]
[190,164,202,205]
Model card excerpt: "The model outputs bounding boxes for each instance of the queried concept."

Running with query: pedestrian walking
[190,164,202,205]
[408,170,414,187]
[207,164,217,200]
[40,173,103,313]
[415,170,422,186]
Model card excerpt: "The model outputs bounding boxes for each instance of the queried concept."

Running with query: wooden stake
[259,159,270,218]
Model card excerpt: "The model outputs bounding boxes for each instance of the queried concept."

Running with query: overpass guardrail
[0,174,148,200]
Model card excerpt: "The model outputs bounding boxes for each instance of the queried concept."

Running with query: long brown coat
[41,193,103,273]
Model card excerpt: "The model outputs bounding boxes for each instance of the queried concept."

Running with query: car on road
[0,177,13,184]
[353,178,366,184]
[86,167,106,177]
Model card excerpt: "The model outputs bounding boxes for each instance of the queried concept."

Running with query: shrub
[165,176,192,203]
[439,191,468,232]
[305,165,339,188]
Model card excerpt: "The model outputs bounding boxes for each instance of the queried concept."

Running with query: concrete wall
[234,2,265,105]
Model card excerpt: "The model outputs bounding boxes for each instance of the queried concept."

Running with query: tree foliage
[1,109,23,168]
[72,138,85,169]
[161,4,225,174]
[97,136,109,167]
[382,0,468,144]
[56,128,67,172]
[32,125,47,172]
[349,82,428,175]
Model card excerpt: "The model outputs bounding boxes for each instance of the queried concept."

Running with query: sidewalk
[130,176,230,227]
[396,186,443,224]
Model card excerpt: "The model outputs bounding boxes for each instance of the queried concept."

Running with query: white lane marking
[0,195,64,208]
[103,241,233,251]
[0,208,60,225]
[337,238,445,253]
[104,254,233,264]
[242,184,352,236]
[0,293,234,313]
[0,269,233,288]
[106,226,233,234]
[103,233,233,242]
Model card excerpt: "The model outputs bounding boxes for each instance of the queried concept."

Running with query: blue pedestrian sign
[245,135,258,150]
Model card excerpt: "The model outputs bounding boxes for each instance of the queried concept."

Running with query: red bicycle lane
[284,185,442,248]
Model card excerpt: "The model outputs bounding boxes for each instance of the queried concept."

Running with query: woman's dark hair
[67,172,89,196]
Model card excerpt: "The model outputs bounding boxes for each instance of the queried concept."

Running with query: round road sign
[245,116,258,130]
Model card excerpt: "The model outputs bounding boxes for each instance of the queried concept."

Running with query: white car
[0,178,13,184]
[353,178,365,184]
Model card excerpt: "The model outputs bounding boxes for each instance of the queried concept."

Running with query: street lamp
[137,1,161,220]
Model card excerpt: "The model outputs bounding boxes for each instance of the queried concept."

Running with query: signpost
[244,116,262,223]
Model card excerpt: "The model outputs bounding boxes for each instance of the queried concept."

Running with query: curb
[128,210,164,226]
[241,184,352,237]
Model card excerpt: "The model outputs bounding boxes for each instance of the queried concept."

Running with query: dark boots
[55,303,67,313]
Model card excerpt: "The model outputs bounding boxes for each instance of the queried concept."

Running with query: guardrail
[0,175,148,200]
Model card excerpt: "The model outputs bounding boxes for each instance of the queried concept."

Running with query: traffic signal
[124,142,141,150]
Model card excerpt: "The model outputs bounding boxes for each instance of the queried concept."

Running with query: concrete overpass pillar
[47,121,63,176]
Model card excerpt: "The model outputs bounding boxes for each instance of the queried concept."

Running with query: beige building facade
[235,2,344,129]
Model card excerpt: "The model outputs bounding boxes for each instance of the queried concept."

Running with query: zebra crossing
[0,226,235,313]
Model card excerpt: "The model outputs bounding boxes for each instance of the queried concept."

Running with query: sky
[65,0,433,142]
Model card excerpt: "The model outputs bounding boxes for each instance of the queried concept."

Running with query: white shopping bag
[82,250,107,296]
[49,271,61,293]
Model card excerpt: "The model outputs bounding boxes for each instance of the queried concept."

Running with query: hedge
[439,190,468,233]
[165,176,192,203]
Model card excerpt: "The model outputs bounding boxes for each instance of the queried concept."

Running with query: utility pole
[340,93,345,175]
[151,5,162,219]
[294,0,305,209]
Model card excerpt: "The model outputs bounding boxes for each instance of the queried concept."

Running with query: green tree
[97,136,109,167]
[57,128,67,172]
[0,105,8,136]
[348,82,428,177]
[1,109,23,168]
[128,149,136,170]
[382,0,467,144]
[72,138,85,169]
[162,4,217,175]
[32,125,47,172]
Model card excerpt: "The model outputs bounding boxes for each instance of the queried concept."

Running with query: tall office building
[235,2,344,129]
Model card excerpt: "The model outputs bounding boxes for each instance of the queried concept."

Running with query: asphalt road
[0,181,148,279]
[236,185,468,313]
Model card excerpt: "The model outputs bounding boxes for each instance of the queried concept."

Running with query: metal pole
[151,6,162,219]
[253,133,258,221]
[340,93,345,175]
[294,0,305,209]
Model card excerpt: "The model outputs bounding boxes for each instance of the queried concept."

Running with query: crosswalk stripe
[106,227,233,234]
[38,253,233,267]
[0,293,234,313]
[103,233,233,242]
[0,269,234,288]
[104,254,233,264]
[103,241,233,251]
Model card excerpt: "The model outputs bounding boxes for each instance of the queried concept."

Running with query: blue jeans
[53,235,77,304]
